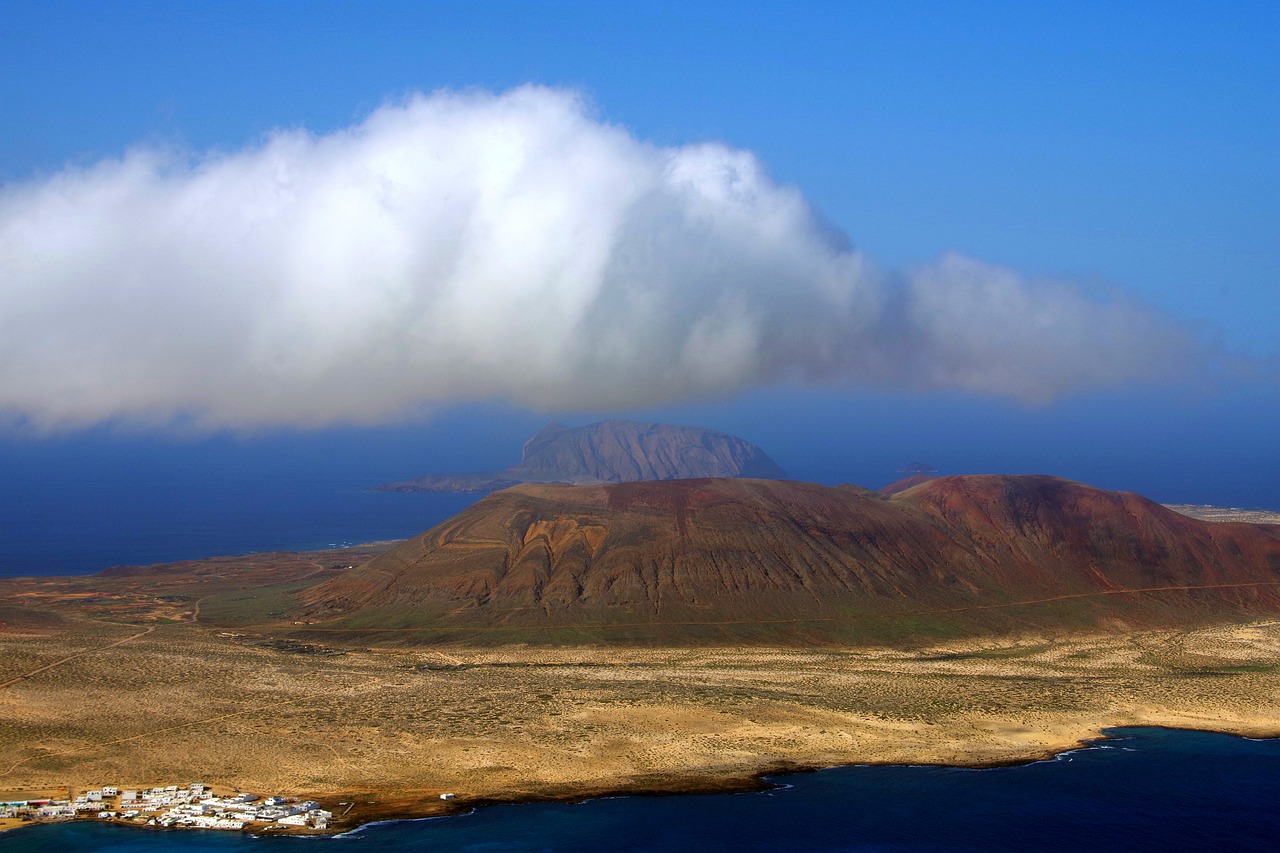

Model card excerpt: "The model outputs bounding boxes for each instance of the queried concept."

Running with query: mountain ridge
[301,475,1280,644]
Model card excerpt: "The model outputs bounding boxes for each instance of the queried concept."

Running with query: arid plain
[3,511,1280,832]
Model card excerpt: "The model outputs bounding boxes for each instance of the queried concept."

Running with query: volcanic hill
[878,472,938,495]
[299,475,1280,644]
[377,419,786,492]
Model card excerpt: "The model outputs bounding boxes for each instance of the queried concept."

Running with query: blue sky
[1,1,1277,527]
[5,1,1274,344]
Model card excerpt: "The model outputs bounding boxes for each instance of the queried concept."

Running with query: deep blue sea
[5,393,1279,579]
[0,420,519,578]
[5,428,1279,851]
[1,728,1277,852]
[0,475,478,578]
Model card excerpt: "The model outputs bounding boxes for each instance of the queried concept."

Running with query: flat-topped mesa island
[3,475,1280,835]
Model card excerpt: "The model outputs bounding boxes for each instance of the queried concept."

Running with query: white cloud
[0,86,1203,430]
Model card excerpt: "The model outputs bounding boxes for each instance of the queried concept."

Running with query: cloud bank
[0,86,1201,430]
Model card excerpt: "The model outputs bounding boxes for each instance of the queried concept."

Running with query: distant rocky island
[306,474,1280,645]
[378,419,787,492]
[5,473,1280,836]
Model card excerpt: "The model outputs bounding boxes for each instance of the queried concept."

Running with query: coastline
[292,720,1280,835]
[5,721,1277,838]
[5,553,1280,843]
[6,622,1280,836]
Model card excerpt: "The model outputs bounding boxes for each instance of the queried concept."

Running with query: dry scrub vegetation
[3,616,1279,827]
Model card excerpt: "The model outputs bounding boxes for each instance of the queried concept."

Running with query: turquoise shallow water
[2,728,1277,852]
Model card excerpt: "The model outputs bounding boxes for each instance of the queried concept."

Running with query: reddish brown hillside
[899,475,1280,596]
[878,472,937,495]
[297,476,1280,644]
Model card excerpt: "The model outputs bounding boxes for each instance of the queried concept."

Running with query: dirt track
[0,624,155,690]
[3,617,1279,829]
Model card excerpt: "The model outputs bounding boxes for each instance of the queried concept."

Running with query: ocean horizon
[5,461,1279,851]
[6,422,1278,581]
[0,474,478,578]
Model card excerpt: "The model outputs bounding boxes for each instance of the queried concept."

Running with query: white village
[1,782,335,832]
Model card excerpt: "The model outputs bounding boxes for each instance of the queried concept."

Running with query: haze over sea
[1,728,1277,852]
[0,469,474,579]
[4,392,1279,580]
[3,5,1276,580]
[2,5,1277,851]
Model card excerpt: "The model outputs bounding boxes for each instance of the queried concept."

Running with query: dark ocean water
[0,476,478,577]
[0,421,521,578]
[4,401,1279,579]
[2,728,1277,852]
[4,432,1279,850]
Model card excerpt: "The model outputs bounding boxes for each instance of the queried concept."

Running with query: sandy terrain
[3,615,1279,831]
[3,524,1278,833]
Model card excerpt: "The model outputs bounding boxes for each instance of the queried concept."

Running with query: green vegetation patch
[195,579,321,627]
